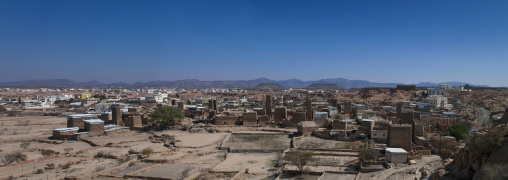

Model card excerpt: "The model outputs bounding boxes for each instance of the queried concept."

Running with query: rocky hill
[451,123,508,180]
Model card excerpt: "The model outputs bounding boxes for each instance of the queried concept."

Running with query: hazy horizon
[0,77,499,87]
[1,1,507,86]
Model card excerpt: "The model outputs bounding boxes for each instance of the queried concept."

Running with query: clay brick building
[292,112,306,123]
[99,113,112,124]
[388,124,413,152]
[298,121,318,135]
[242,112,258,126]
[274,107,287,122]
[84,119,105,134]
[306,96,313,121]
[254,108,265,116]
[332,119,347,130]
[215,116,240,125]
[360,119,375,135]
[111,105,123,126]
[52,127,79,140]
[343,101,352,118]
[258,115,269,125]
[266,95,272,117]
[67,114,98,129]
[124,115,142,128]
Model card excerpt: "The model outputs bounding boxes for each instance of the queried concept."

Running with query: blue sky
[1,0,507,86]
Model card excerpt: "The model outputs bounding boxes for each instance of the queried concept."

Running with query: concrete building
[385,148,408,163]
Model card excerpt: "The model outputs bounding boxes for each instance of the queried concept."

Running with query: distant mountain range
[306,83,344,90]
[0,78,491,89]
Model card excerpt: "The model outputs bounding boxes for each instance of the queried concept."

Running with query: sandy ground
[223,134,291,151]
[139,163,214,180]
[156,130,228,148]
[294,136,351,150]
[320,172,357,180]
[212,153,279,173]
[83,132,151,146]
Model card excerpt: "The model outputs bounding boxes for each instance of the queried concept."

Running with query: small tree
[359,149,379,162]
[141,148,154,156]
[446,123,469,141]
[41,149,55,156]
[283,151,315,174]
[20,142,31,149]
[1,152,27,165]
[64,147,73,154]
[335,114,341,120]
[148,106,185,129]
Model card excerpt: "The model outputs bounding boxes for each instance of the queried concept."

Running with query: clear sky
[1,0,507,86]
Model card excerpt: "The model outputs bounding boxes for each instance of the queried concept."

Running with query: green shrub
[34,169,44,174]
[141,148,154,156]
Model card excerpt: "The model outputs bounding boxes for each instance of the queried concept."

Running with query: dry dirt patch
[212,153,279,173]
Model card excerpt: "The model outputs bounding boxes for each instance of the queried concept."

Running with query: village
[1,84,506,180]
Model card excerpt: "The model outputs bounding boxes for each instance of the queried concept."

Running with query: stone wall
[215,116,240,125]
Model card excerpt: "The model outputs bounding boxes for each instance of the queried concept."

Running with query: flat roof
[53,127,79,132]
[386,148,407,153]
[84,119,104,124]
[361,119,374,122]
[68,114,97,118]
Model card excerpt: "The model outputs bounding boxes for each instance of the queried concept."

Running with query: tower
[266,95,272,117]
